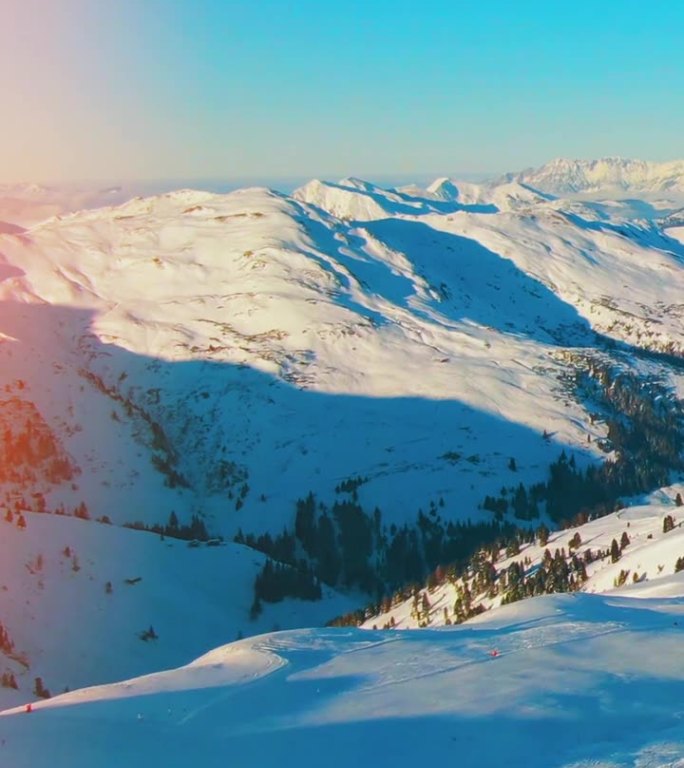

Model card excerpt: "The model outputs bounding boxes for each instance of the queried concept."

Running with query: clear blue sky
[2,0,683,182]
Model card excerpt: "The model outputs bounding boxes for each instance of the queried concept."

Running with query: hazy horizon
[0,170,497,192]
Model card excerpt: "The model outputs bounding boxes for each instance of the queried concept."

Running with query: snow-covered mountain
[505,156,684,197]
[295,175,552,217]
[3,168,684,723]
[3,181,684,535]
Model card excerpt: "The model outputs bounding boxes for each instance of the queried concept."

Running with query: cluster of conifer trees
[0,619,19,689]
[239,485,520,612]
[0,671,17,690]
[0,621,14,655]
[481,359,684,526]
[123,510,209,542]
[328,522,641,628]
[250,559,322,617]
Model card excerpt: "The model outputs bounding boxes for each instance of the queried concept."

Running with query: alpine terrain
[1,159,684,766]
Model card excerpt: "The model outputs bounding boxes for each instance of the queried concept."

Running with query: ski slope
[1,584,683,767]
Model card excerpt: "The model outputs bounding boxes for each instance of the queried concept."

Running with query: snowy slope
[296,175,551,217]
[427,176,551,211]
[0,183,621,537]
[7,177,684,542]
[1,586,683,767]
[296,177,684,354]
[293,177,442,219]
[363,486,684,631]
[0,511,355,710]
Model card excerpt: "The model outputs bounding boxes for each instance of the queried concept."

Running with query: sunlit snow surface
[2,584,683,767]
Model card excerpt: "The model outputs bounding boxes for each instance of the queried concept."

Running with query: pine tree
[139,625,158,641]
[33,677,50,699]
[0,622,14,654]
[250,596,263,622]
[74,501,90,520]
[506,538,520,557]
[536,524,550,547]
[294,492,317,555]
[610,538,620,563]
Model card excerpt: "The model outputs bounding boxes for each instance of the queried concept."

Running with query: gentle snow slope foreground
[2,586,683,768]
[0,512,355,710]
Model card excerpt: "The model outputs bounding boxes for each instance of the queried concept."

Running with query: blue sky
[2,0,683,182]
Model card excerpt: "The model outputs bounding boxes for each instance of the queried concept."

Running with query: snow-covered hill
[296,175,552,217]
[0,183,616,534]
[2,180,684,540]
[426,176,552,211]
[2,582,683,767]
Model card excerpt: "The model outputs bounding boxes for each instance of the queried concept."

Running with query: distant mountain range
[502,156,684,196]
[4,157,684,230]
